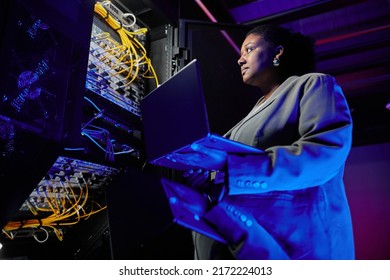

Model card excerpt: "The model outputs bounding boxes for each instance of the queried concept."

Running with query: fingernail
[191,143,200,151]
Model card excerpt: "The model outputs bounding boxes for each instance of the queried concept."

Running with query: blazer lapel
[223,95,277,139]
[237,95,277,125]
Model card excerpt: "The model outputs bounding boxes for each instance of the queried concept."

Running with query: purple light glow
[194,0,240,55]
[229,0,324,24]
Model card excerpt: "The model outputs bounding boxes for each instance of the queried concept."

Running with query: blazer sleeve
[227,74,353,195]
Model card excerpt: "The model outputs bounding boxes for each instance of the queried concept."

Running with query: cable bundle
[93,1,159,87]
[2,174,107,242]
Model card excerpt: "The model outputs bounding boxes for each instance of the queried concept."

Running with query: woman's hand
[170,143,228,171]
[203,201,290,260]
[182,168,211,191]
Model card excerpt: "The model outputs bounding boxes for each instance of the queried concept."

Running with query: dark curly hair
[246,24,316,77]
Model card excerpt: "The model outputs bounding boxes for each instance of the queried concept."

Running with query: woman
[180,24,355,260]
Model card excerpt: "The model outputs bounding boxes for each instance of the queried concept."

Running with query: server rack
[1,0,242,260]
[0,0,182,259]
[0,0,94,234]
[0,0,110,259]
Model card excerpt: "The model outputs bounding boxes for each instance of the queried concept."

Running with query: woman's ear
[275,45,284,57]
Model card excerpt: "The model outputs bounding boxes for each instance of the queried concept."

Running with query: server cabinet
[0,0,123,259]
[0,0,188,260]
[0,0,94,231]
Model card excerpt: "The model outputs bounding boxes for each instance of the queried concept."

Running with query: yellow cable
[2,172,109,242]
[94,2,159,86]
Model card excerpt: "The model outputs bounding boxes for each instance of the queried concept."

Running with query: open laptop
[140,59,262,170]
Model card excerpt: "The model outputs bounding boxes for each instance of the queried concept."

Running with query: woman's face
[237,33,275,87]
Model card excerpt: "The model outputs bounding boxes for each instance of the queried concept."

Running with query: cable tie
[102,10,110,20]
[114,20,123,31]
[17,220,25,229]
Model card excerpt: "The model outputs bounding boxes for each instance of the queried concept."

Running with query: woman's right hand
[169,143,228,171]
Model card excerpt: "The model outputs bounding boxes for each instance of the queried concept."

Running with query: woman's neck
[262,82,281,101]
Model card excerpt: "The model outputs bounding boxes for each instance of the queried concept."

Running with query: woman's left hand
[182,168,211,191]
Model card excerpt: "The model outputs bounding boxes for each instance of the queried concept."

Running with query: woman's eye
[247,47,254,53]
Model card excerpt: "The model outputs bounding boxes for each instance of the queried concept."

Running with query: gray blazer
[195,73,355,259]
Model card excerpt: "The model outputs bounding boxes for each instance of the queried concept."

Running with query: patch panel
[1,156,120,242]
[85,2,157,117]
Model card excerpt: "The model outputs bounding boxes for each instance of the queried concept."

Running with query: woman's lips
[241,67,248,76]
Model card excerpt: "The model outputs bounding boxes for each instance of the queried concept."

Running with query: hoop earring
[273,57,280,67]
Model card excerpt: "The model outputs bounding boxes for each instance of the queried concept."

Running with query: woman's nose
[238,56,245,66]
